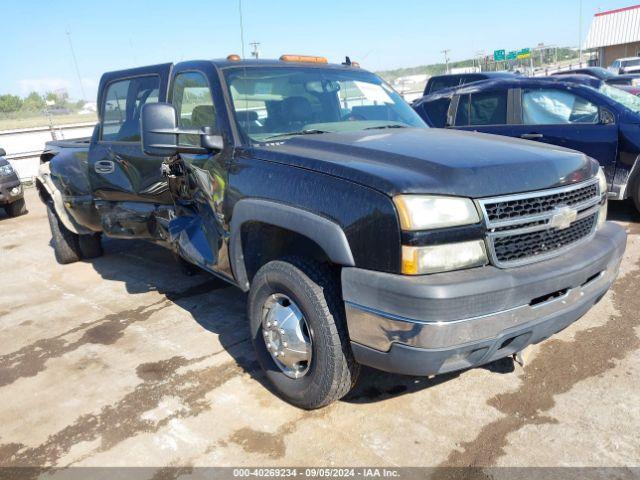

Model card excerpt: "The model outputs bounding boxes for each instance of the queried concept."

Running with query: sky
[0,0,633,100]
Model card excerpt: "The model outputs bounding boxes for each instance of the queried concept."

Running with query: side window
[172,72,216,146]
[455,91,507,126]
[469,91,507,125]
[522,89,599,125]
[102,76,160,142]
[422,98,451,127]
[428,76,461,94]
[460,75,483,86]
[455,94,470,126]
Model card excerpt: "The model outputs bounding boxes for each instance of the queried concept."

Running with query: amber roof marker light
[227,54,241,61]
[279,54,328,64]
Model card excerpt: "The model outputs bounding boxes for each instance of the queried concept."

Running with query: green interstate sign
[493,49,505,61]
[517,48,532,59]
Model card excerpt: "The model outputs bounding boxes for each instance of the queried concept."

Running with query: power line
[65,28,86,101]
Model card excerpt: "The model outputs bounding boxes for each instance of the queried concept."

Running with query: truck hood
[252,128,597,198]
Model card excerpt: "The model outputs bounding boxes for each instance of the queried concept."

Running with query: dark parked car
[413,76,640,212]
[552,67,640,88]
[37,57,624,408]
[552,66,618,81]
[607,73,640,88]
[0,148,26,217]
[423,71,516,95]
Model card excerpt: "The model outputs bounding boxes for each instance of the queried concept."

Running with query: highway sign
[493,49,506,62]
[517,48,531,60]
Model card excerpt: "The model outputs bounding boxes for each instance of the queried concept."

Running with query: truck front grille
[483,183,598,222]
[492,213,598,264]
[478,179,602,268]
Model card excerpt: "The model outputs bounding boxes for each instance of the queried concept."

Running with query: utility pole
[578,0,583,66]
[441,49,450,74]
[250,41,260,59]
[475,51,485,72]
[65,28,86,101]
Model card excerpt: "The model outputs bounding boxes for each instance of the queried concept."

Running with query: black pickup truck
[36,56,626,409]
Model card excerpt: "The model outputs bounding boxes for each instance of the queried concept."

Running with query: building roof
[584,4,640,49]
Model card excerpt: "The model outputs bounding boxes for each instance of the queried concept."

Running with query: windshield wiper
[262,129,330,141]
[363,124,407,130]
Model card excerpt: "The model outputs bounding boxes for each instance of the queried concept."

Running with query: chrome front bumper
[342,222,626,376]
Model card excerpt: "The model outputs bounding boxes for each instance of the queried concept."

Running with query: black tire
[78,233,103,259]
[247,257,360,409]
[632,178,640,215]
[46,203,82,264]
[4,198,27,217]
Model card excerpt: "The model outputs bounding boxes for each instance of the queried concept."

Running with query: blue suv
[413,76,640,212]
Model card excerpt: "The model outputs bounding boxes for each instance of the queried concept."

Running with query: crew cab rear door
[88,64,172,204]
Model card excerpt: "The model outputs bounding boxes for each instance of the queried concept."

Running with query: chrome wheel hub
[262,294,312,379]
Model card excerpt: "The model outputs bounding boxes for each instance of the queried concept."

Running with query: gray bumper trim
[342,222,626,354]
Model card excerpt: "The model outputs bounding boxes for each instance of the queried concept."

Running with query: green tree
[0,94,23,113]
[21,92,46,112]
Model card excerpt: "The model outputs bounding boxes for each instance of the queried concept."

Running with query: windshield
[599,83,640,114]
[224,67,426,142]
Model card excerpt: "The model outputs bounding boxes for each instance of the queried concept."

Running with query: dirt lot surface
[1,188,639,473]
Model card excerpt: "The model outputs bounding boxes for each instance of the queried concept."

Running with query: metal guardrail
[0,121,96,181]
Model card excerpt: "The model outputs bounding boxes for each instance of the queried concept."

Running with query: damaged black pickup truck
[37,55,626,408]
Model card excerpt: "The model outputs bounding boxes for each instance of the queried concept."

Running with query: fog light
[10,186,21,196]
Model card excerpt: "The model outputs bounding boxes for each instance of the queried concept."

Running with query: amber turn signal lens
[279,54,328,64]
[227,54,241,61]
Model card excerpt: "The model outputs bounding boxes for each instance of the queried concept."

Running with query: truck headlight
[393,195,480,230]
[632,78,640,87]
[402,240,488,275]
[0,164,14,176]
[596,167,607,195]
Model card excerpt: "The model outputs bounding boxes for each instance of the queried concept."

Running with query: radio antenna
[238,0,246,59]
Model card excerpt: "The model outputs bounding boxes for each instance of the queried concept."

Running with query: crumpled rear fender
[36,162,94,235]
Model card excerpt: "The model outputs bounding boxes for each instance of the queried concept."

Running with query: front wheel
[247,257,359,409]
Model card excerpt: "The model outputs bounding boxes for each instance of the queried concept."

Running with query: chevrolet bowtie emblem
[549,205,578,230]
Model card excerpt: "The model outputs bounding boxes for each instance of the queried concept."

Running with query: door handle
[94,160,115,174]
[520,133,544,139]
